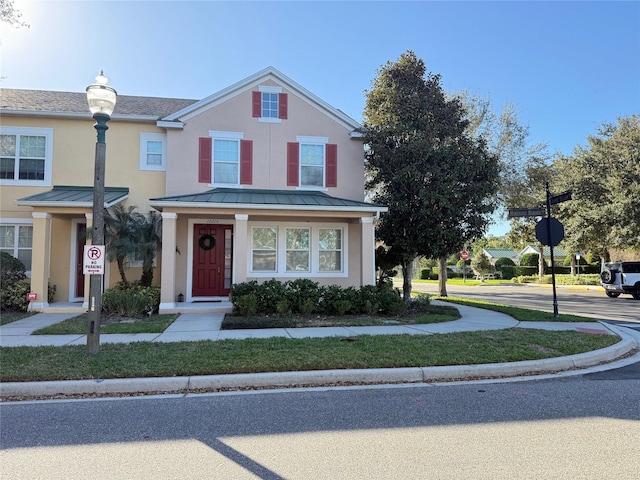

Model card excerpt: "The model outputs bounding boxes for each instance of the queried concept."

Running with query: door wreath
[198,234,216,250]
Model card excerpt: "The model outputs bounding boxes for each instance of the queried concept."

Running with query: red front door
[192,224,233,297]
[75,223,87,298]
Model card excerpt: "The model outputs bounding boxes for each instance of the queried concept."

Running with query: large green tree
[554,115,640,259]
[363,51,500,299]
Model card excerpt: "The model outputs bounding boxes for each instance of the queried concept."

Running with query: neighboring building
[1,67,386,313]
[519,245,567,266]
[482,248,520,266]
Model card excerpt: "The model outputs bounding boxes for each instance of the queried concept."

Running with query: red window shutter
[278,93,288,119]
[287,142,299,186]
[326,144,337,187]
[252,91,261,118]
[198,137,212,183]
[240,139,253,185]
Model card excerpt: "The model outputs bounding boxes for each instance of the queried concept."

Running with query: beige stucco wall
[1,115,167,304]
[164,83,365,200]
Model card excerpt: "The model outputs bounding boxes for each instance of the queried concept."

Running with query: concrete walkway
[0,302,614,347]
[1,302,639,398]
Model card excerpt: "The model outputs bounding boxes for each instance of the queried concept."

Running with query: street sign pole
[546,182,559,318]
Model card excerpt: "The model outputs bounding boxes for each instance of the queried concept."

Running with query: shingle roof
[150,188,386,213]
[0,89,198,118]
[15,186,129,208]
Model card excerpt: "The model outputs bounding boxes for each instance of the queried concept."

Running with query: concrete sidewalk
[1,302,638,399]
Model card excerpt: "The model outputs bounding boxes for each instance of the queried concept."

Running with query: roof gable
[161,67,362,131]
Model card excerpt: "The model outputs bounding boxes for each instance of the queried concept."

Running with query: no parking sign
[83,245,105,275]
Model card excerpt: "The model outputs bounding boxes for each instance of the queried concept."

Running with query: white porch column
[234,214,248,284]
[360,216,376,286]
[29,212,52,311]
[159,212,177,312]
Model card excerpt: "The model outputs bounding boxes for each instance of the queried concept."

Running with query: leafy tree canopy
[554,115,640,257]
[363,51,500,298]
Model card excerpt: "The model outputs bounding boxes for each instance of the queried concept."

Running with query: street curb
[1,327,637,399]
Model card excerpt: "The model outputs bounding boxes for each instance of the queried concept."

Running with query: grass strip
[0,329,619,382]
[435,296,597,322]
[222,305,459,329]
[32,314,179,335]
[0,311,34,326]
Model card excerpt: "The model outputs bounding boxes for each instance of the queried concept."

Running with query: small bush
[0,252,27,290]
[420,268,432,280]
[500,266,516,280]
[495,257,516,267]
[519,253,539,267]
[286,278,322,314]
[235,294,257,316]
[276,298,290,316]
[0,280,30,311]
[334,300,352,316]
[102,285,160,317]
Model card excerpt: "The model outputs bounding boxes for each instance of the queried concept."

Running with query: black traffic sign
[535,217,564,246]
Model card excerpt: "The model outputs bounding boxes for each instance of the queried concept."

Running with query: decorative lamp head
[86,71,117,117]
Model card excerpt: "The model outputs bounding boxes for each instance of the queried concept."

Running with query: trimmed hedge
[230,279,404,316]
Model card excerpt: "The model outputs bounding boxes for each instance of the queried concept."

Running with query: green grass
[435,296,597,322]
[222,305,460,329]
[0,329,619,382]
[0,311,35,325]
[32,314,179,335]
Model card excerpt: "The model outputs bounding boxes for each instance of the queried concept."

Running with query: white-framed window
[319,228,342,272]
[297,136,328,188]
[249,223,347,277]
[0,223,33,273]
[139,133,166,171]
[0,127,53,186]
[286,228,310,272]
[262,92,279,119]
[252,227,277,272]
[209,131,243,185]
[257,85,283,123]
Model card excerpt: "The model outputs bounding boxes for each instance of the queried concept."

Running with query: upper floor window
[300,143,325,188]
[262,92,279,119]
[0,223,33,274]
[288,136,338,189]
[0,127,53,186]
[214,138,240,184]
[198,132,253,185]
[252,86,287,122]
[139,133,166,171]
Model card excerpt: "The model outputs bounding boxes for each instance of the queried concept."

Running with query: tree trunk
[401,259,413,303]
[570,255,576,276]
[537,242,545,279]
[438,256,448,296]
[117,257,129,288]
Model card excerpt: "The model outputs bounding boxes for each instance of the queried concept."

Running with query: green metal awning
[149,188,386,214]
[15,185,129,208]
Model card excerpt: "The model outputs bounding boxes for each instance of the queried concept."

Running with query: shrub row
[230,279,406,316]
[512,274,600,285]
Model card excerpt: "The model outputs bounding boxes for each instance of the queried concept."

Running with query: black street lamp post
[86,72,116,355]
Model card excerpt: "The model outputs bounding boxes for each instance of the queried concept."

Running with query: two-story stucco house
[1,67,386,313]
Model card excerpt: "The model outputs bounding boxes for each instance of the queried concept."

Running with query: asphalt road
[1,376,639,479]
[406,282,640,325]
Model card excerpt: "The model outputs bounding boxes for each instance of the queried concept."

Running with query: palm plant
[136,211,162,287]
[104,205,140,288]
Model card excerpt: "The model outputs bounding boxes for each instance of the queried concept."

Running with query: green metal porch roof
[15,186,129,208]
[150,188,386,213]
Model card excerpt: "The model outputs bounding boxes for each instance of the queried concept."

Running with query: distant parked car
[600,261,640,299]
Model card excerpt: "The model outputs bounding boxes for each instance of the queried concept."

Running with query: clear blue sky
[2,0,639,235]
